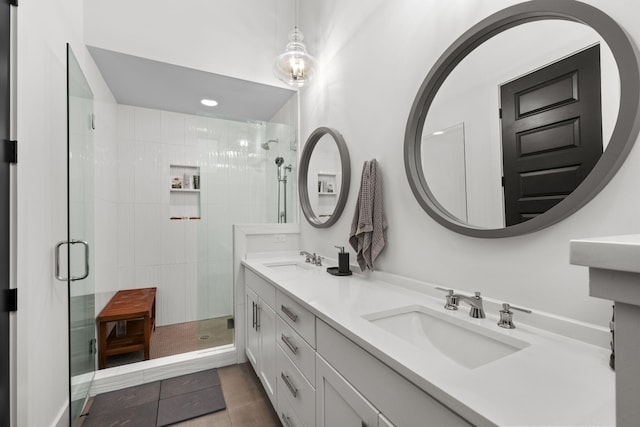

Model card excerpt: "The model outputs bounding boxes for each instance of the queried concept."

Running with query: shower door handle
[55,240,90,281]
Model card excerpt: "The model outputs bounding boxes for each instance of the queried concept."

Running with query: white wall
[298,0,640,327]
[16,0,117,425]
[83,0,296,88]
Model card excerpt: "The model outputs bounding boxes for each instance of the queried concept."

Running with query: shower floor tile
[104,316,234,368]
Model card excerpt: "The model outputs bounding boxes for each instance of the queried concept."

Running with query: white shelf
[318,192,337,195]
[318,172,336,176]
[170,164,201,219]
[170,164,199,169]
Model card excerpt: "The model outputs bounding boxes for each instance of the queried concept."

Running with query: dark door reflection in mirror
[420,18,620,230]
[299,127,351,228]
[501,44,603,226]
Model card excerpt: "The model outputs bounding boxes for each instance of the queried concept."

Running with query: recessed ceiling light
[201,99,218,107]
[432,131,444,136]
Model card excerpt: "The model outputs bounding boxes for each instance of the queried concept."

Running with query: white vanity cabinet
[243,265,472,427]
[275,289,318,427]
[316,320,472,427]
[245,288,260,368]
[316,353,380,427]
[245,270,277,406]
[277,346,316,427]
[245,269,318,424]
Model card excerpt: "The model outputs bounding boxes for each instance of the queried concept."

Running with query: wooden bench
[96,287,156,369]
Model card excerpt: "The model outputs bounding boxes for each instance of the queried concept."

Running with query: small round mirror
[299,127,351,228]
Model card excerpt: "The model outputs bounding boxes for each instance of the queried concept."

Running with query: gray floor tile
[160,368,221,399]
[89,382,161,416]
[157,385,226,427]
[82,400,158,427]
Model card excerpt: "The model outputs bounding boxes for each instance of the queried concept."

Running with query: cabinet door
[316,354,379,427]
[258,301,277,405]
[246,288,260,370]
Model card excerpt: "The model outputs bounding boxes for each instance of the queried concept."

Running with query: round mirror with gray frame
[405,0,640,238]
[299,127,351,228]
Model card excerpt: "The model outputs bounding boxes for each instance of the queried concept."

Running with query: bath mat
[159,368,221,399]
[82,400,158,427]
[156,385,226,426]
[88,381,161,416]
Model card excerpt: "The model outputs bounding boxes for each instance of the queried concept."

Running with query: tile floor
[79,363,281,427]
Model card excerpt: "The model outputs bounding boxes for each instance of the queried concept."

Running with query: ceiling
[88,46,296,122]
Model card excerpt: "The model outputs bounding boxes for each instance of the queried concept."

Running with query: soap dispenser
[335,246,350,274]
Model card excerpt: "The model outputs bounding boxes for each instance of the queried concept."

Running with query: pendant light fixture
[273,0,317,88]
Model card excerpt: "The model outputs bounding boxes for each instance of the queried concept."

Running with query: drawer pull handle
[256,304,261,331]
[252,301,256,329]
[281,372,298,398]
[281,412,293,427]
[281,305,298,322]
[281,334,298,354]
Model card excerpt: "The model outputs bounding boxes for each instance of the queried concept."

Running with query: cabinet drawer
[246,269,276,309]
[277,290,316,347]
[316,320,472,427]
[277,316,316,387]
[277,346,315,427]
[278,385,308,427]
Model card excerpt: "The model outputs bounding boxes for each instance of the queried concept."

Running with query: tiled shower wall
[112,105,297,327]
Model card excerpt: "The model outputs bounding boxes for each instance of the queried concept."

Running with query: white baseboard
[51,400,69,427]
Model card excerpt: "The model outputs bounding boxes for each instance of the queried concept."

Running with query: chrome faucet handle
[299,251,313,263]
[435,287,459,310]
[314,255,324,266]
[497,303,532,329]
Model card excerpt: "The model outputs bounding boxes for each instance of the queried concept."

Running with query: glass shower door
[66,45,96,425]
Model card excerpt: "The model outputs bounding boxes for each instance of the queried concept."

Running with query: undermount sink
[263,261,315,273]
[363,305,530,369]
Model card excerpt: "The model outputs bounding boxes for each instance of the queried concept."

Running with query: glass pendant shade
[273,27,317,88]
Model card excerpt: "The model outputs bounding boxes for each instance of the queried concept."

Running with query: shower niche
[169,164,201,220]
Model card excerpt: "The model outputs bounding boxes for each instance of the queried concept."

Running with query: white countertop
[570,234,640,274]
[243,255,614,427]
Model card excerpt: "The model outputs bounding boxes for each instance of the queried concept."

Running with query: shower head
[261,138,279,150]
[275,157,284,167]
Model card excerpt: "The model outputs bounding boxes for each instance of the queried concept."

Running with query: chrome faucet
[436,287,485,318]
[299,251,323,266]
[455,292,486,319]
[299,251,314,263]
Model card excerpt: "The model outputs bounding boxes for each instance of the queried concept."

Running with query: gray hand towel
[349,159,387,271]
